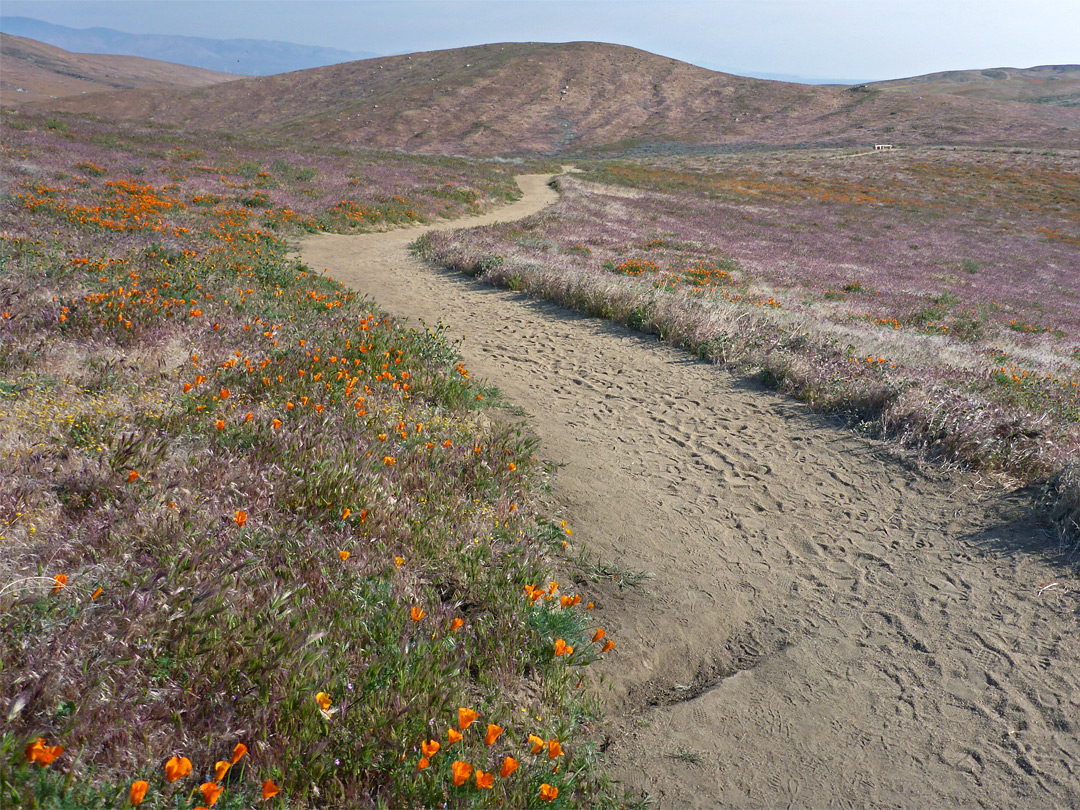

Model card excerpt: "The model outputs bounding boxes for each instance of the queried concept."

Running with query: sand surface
[298,174,1080,809]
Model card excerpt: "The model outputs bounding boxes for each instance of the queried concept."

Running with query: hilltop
[0,33,236,105]
[34,41,1080,155]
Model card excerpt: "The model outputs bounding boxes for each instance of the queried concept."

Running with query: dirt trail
[299,175,1080,809]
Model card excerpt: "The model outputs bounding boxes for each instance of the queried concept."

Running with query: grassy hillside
[0,34,236,106]
[35,42,1080,155]
[0,108,629,809]
[869,64,1080,107]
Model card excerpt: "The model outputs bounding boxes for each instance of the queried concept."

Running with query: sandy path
[299,175,1080,809]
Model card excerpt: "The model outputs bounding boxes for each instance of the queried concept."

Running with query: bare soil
[298,174,1080,809]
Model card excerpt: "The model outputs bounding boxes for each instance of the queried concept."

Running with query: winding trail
[299,175,1080,809]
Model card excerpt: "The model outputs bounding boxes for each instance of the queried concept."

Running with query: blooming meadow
[416,147,1080,544]
[0,109,626,808]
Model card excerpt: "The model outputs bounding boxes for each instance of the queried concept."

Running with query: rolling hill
[868,64,1080,107]
[0,33,237,105]
[0,16,377,76]
[27,41,1080,155]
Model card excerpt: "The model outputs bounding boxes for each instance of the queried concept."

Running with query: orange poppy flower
[602,639,615,652]
[339,550,350,562]
[500,756,519,778]
[231,744,247,764]
[417,757,429,770]
[410,606,425,622]
[475,770,494,789]
[421,739,440,758]
[219,388,230,399]
[508,463,516,471]
[450,617,463,632]
[529,734,545,755]
[341,507,351,520]
[272,419,282,429]
[458,707,479,731]
[554,639,572,656]
[382,456,395,465]
[315,692,332,711]
[91,587,103,600]
[261,780,279,800]
[451,761,472,787]
[286,402,294,411]
[244,412,254,422]
[130,780,149,805]
[547,739,563,759]
[165,755,192,782]
[127,470,139,482]
[447,728,463,744]
[25,739,64,766]
[183,383,193,393]
[52,574,67,594]
[539,783,559,802]
[394,556,404,567]
[234,510,247,527]
[215,419,225,431]
[484,724,502,746]
[214,761,231,782]
[592,628,605,643]
[200,782,223,807]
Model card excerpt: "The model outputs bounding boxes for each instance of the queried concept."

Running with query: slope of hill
[868,64,1080,107]
[0,16,377,76]
[33,42,1080,155]
[0,33,237,105]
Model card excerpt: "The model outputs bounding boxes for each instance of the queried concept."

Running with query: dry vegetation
[35,42,1080,157]
[0,108,631,809]
[0,33,237,106]
[415,146,1080,545]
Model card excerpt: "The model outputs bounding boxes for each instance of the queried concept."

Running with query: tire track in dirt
[298,174,1080,809]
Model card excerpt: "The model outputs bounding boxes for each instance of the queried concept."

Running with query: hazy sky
[4,0,1079,82]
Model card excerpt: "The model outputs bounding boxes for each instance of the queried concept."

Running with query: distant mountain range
[28,41,1079,156]
[0,33,236,104]
[0,16,379,75]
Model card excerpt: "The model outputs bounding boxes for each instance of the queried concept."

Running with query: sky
[4,0,1079,83]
